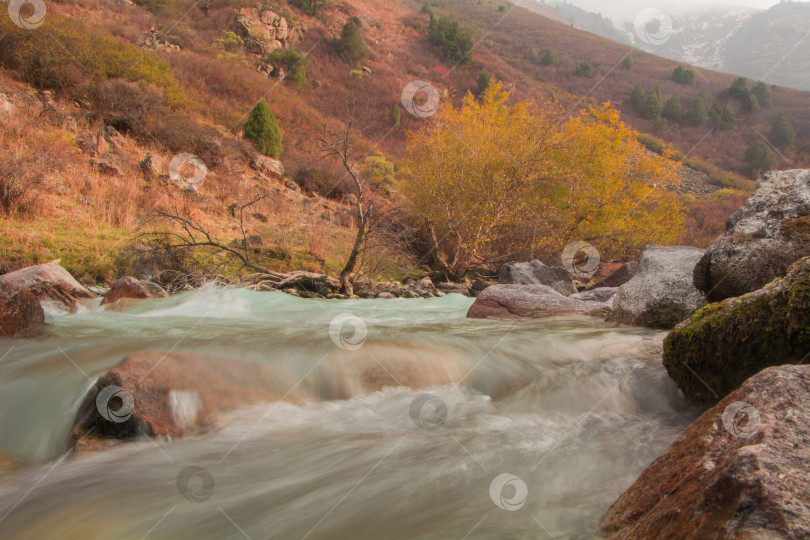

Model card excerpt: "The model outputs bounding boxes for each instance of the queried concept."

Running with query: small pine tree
[477,71,491,94]
[642,84,663,120]
[575,60,593,78]
[744,140,777,177]
[622,55,634,70]
[730,77,749,98]
[243,99,283,159]
[672,66,696,85]
[540,47,560,67]
[529,48,539,63]
[630,84,646,112]
[770,112,796,148]
[710,101,737,129]
[390,103,401,128]
[338,20,369,64]
[663,94,683,121]
[752,81,772,107]
[686,90,710,127]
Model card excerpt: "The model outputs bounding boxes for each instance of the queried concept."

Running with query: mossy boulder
[663,256,810,404]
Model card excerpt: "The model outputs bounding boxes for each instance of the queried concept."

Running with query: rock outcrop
[250,155,284,177]
[0,260,95,311]
[467,284,611,320]
[101,276,169,306]
[498,260,577,296]
[234,7,289,54]
[611,246,706,329]
[663,256,810,404]
[72,351,306,446]
[694,169,810,301]
[0,280,45,336]
[601,365,810,540]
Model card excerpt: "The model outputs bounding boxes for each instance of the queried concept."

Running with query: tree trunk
[339,204,365,296]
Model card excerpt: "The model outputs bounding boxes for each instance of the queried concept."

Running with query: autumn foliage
[402,84,685,279]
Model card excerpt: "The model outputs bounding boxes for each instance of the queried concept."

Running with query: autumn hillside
[1,0,805,285]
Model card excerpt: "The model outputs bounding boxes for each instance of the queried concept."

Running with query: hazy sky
[557,0,786,22]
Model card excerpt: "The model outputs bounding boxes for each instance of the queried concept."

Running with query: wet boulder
[498,260,577,296]
[570,287,618,303]
[694,169,810,301]
[663,256,810,404]
[0,280,45,336]
[0,260,95,311]
[316,343,469,400]
[601,365,810,539]
[467,284,611,320]
[586,262,637,290]
[72,351,306,447]
[101,276,168,306]
[610,246,706,329]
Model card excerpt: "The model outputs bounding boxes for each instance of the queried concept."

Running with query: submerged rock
[610,245,706,329]
[316,343,469,400]
[0,280,45,336]
[663,256,810,404]
[498,260,577,296]
[72,351,306,448]
[0,260,95,311]
[467,284,611,320]
[601,365,810,540]
[101,276,168,306]
[694,169,810,301]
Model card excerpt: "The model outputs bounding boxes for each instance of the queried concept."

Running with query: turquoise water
[0,286,698,539]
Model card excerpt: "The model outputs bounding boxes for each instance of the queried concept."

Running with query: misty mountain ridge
[525,0,810,91]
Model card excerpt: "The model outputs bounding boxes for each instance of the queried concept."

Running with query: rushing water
[0,286,700,539]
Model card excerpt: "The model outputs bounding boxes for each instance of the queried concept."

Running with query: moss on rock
[663,256,810,404]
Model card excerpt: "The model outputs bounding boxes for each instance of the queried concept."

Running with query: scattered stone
[247,234,263,246]
[252,212,269,222]
[437,282,471,296]
[610,245,706,329]
[250,155,285,177]
[101,277,168,306]
[0,260,95,311]
[140,28,180,52]
[694,169,810,301]
[376,291,395,299]
[467,284,612,320]
[74,132,107,155]
[601,365,810,540]
[140,155,166,180]
[0,280,45,336]
[570,287,618,303]
[498,260,577,296]
[90,155,123,176]
[663,256,810,404]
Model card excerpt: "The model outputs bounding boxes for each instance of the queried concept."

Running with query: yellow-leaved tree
[401,83,684,280]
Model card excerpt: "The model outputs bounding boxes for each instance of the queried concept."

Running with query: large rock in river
[694,169,810,301]
[0,260,95,311]
[663,256,810,404]
[610,245,706,329]
[0,280,45,336]
[101,276,168,306]
[72,351,306,447]
[467,284,611,320]
[498,260,577,296]
[601,365,810,539]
